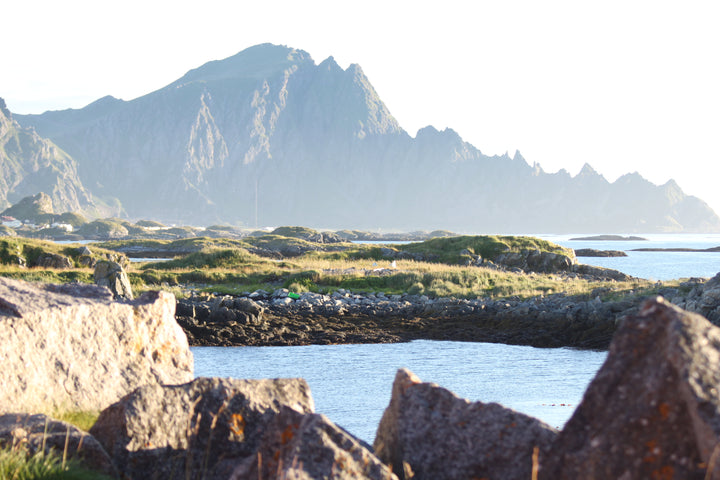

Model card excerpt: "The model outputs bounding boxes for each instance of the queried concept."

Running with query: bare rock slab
[0,277,192,412]
[231,407,398,480]
[0,413,117,477]
[540,297,720,479]
[374,368,558,480]
[90,377,315,480]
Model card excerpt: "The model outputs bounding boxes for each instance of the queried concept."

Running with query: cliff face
[14,44,720,232]
[0,98,96,214]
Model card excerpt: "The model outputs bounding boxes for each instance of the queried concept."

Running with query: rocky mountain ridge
[0,98,97,214]
[10,43,720,233]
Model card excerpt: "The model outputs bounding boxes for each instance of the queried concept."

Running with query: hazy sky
[4,1,720,216]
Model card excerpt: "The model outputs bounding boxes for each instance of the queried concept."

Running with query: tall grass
[0,447,106,480]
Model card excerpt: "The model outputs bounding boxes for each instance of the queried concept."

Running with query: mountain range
[7,43,720,233]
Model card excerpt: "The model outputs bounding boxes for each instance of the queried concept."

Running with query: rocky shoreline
[176,273,720,350]
[5,274,720,478]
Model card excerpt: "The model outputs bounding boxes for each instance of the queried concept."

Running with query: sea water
[538,233,720,280]
[193,341,606,444]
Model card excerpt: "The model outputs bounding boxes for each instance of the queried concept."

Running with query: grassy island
[0,229,677,302]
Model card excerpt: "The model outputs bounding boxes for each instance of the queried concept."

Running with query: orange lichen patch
[281,423,298,445]
[229,413,245,436]
[658,402,671,420]
[651,465,675,480]
[643,440,661,464]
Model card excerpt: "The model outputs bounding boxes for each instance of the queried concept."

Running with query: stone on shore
[231,407,398,480]
[374,368,558,480]
[94,259,134,300]
[0,277,192,412]
[90,377,315,480]
[0,413,118,477]
[540,297,720,479]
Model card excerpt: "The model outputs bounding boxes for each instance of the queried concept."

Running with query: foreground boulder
[231,407,398,480]
[540,297,720,479]
[374,368,558,480]
[0,277,192,412]
[0,413,117,477]
[90,377,315,480]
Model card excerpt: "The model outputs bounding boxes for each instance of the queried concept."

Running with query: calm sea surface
[193,341,606,444]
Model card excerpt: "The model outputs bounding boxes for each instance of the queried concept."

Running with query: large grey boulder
[374,368,558,480]
[94,259,133,300]
[231,407,398,480]
[90,377,315,480]
[0,413,117,477]
[540,297,720,479]
[0,277,192,412]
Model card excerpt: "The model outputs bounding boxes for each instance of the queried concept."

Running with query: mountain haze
[13,43,720,233]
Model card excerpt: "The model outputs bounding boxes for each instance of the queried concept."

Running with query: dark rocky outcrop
[539,297,720,479]
[0,413,117,477]
[90,377,315,480]
[374,368,557,480]
[0,277,192,412]
[176,287,638,350]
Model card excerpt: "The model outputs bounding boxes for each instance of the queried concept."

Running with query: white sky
[4,1,720,215]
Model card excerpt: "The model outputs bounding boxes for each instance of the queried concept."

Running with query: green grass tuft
[0,446,113,480]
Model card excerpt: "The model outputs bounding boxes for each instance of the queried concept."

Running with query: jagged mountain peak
[172,43,313,86]
[512,150,528,165]
[318,56,343,73]
[577,163,600,177]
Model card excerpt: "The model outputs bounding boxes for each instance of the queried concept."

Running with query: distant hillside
[14,43,720,233]
[0,98,100,215]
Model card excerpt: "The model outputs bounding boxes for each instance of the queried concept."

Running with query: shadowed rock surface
[90,377,315,480]
[374,368,557,480]
[231,407,398,480]
[0,413,118,477]
[540,297,720,479]
[0,277,192,412]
